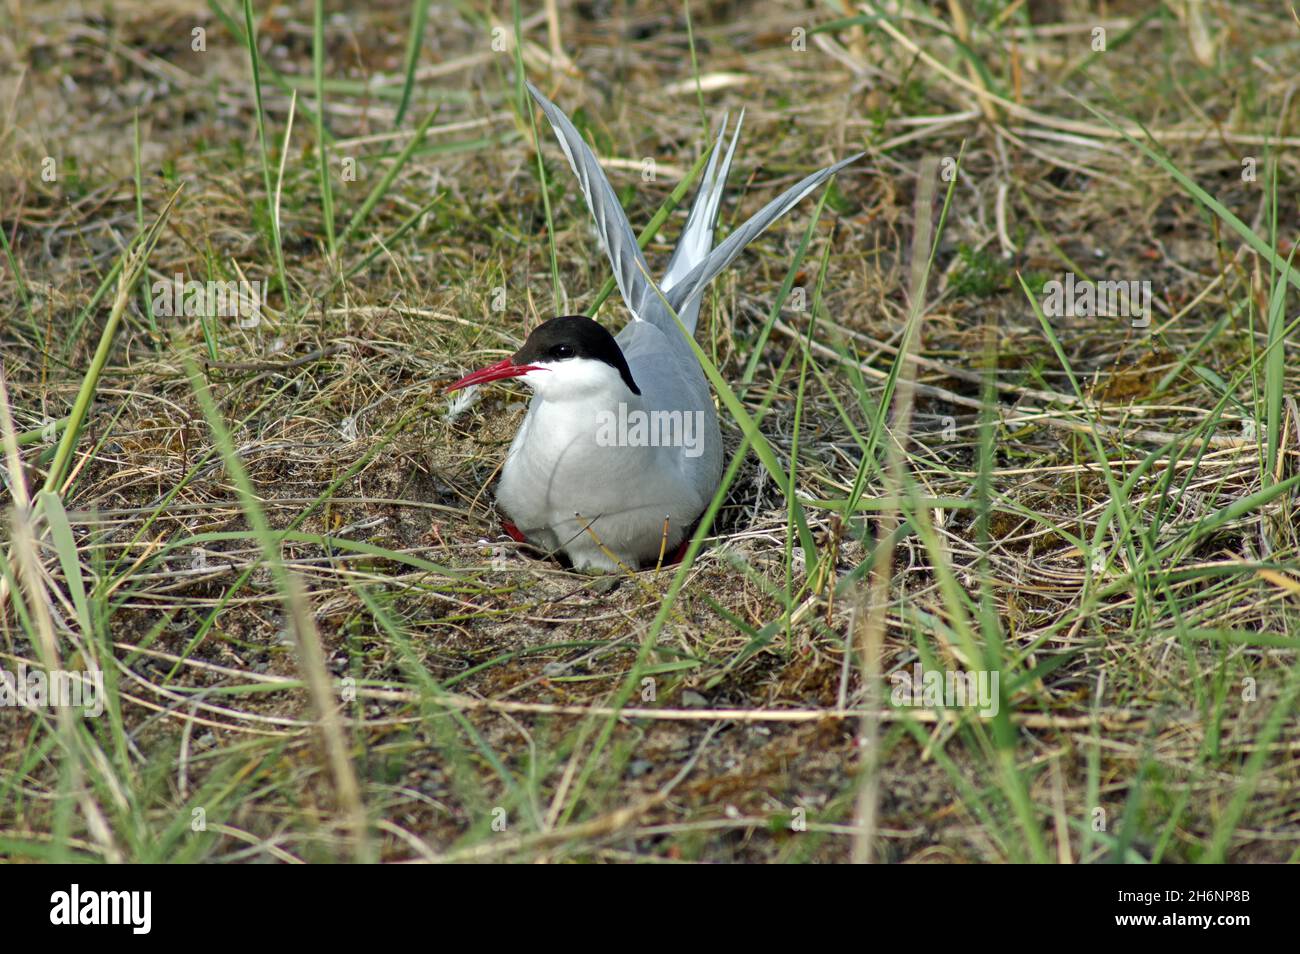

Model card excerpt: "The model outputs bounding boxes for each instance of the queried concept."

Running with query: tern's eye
[550,343,575,360]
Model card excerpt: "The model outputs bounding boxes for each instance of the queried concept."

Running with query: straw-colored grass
[1,0,1297,863]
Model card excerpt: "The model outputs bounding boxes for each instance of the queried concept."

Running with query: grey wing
[664,152,865,317]
[526,81,656,320]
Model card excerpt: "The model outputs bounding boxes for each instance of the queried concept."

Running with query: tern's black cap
[513,315,640,395]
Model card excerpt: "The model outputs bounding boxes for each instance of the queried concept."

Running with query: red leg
[501,520,528,543]
[665,538,691,566]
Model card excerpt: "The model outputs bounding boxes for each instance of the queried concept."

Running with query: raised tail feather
[661,111,743,335]
[663,151,865,319]
[525,81,862,338]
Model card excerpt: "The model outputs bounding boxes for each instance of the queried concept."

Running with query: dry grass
[0,0,1298,863]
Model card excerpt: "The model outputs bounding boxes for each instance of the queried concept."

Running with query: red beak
[446,358,543,392]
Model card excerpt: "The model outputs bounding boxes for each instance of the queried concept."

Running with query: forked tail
[525,81,862,341]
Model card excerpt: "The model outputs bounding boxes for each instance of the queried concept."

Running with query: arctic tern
[449,82,861,571]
